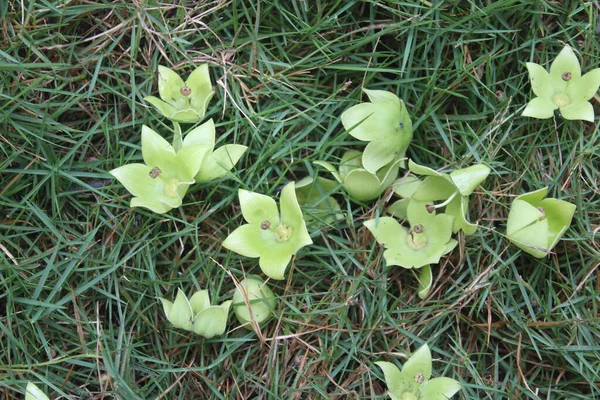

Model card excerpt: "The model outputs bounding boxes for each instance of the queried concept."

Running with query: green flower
[523,45,600,122]
[110,125,212,214]
[183,119,247,183]
[295,175,343,227]
[388,161,490,235]
[144,64,214,123]
[159,288,232,339]
[25,382,49,400]
[232,276,277,329]
[376,344,461,400]
[315,150,402,202]
[364,200,456,270]
[341,89,413,174]
[222,182,313,280]
[506,187,576,258]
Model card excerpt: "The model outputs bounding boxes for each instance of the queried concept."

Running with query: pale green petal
[363,88,402,105]
[406,200,436,227]
[444,239,458,254]
[506,199,544,236]
[343,169,384,201]
[168,289,193,330]
[364,217,406,248]
[449,164,490,196]
[110,164,163,199]
[130,197,175,214]
[159,298,173,319]
[559,101,594,122]
[446,196,478,235]
[144,96,177,119]
[233,277,276,326]
[341,102,399,142]
[377,158,403,193]
[566,68,600,102]
[522,97,557,119]
[339,150,363,180]
[192,303,230,339]
[402,344,433,382]
[25,382,49,400]
[259,249,293,280]
[515,186,548,205]
[195,144,247,182]
[222,224,274,258]
[238,189,280,225]
[186,64,214,119]
[362,139,400,175]
[507,219,550,258]
[540,197,576,250]
[157,65,186,108]
[392,174,422,198]
[141,126,176,168]
[417,265,432,299]
[418,377,461,400]
[168,109,202,123]
[526,62,556,99]
[386,199,410,219]
[375,361,414,400]
[189,290,210,314]
[411,176,455,202]
[313,161,343,183]
[280,182,313,251]
[408,160,444,177]
[183,119,216,147]
[550,45,581,81]
[176,144,212,179]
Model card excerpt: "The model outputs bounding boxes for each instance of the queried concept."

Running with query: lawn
[1,1,599,399]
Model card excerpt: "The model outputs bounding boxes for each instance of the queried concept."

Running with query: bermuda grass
[1,0,599,399]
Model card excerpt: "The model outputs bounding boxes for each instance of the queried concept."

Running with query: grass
[1,0,599,399]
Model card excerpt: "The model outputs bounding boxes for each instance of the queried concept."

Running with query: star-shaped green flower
[159,288,232,339]
[222,182,313,280]
[109,125,212,214]
[315,150,402,202]
[506,187,576,258]
[376,344,461,400]
[523,45,600,122]
[144,64,214,123]
[387,161,490,235]
[341,89,413,174]
[364,200,456,269]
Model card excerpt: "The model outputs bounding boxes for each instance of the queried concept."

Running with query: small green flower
[222,182,313,280]
[506,187,576,258]
[25,382,49,400]
[144,64,214,123]
[365,200,456,269]
[110,125,212,214]
[232,276,277,328]
[295,175,343,227]
[341,89,413,174]
[523,45,600,122]
[159,288,232,339]
[376,344,461,400]
[315,150,402,202]
[388,161,490,235]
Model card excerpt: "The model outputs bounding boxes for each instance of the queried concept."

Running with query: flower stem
[172,121,183,152]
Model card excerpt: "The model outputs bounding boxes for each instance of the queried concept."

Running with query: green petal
[168,289,193,330]
[386,199,410,220]
[526,62,555,99]
[522,96,558,119]
[185,64,214,119]
[364,217,406,248]
[392,174,422,198]
[110,164,163,199]
[313,161,343,183]
[507,219,550,258]
[363,88,402,104]
[189,290,210,314]
[341,102,399,142]
[411,176,455,202]
[417,265,433,299]
[144,96,177,119]
[408,160,444,177]
[170,109,203,123]
[406,200,436,227]
[403,344,433,382]
[566,68,600,101]
[449,164,490,196]
[339,150,363,180]
[183,118,216,147]
[540,197,576,250]
[280,182,313,251]
[506,199,544,236]
[141,126,176,168]
[233,277,276,326]
[515,186,548,204]
[259,250,293,280]
[343,169,385,201]
[130,197,176,214]
[418,377,461,400]
[375,361,414,400]
[444,238,458,254]
[377,158,403,193]
[176,144,212,179]
[239,189,280,226]
[222,224,274,258]
[159,298,173,319]
[25,382,49,400]
[362,139,400,175]
[446,196,478,235]
[550,45,581,81]
[195,144,247,182]
[192,303,231,339]
[559,101,594,122]
[157,65,186,108]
